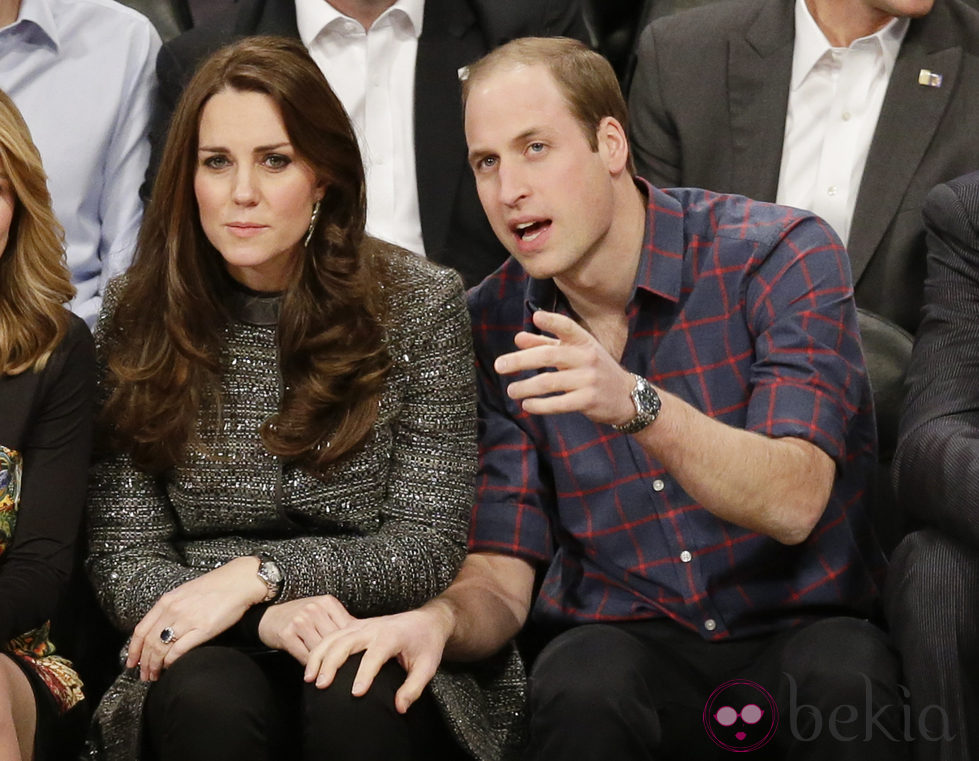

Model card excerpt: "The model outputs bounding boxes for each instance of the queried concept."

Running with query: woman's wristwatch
[254,553,283,602]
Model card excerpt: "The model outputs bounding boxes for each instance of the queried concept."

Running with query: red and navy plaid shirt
[467,180,885,641]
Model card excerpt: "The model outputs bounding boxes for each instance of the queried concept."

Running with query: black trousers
[523,616,910,761]
[886,529,979,761]
[143,646,464,761]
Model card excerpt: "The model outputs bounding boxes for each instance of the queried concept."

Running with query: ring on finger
[160,627,179,645]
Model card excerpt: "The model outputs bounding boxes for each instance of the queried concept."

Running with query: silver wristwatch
[612,374,661,435]
[254,553,283,602]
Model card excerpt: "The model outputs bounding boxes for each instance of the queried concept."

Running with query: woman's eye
[203,155,229,169]
[529,142,545,153]
[263,153,291,170]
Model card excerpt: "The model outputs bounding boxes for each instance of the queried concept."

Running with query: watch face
[635,381,661,418]
[615,375,661,434]
[260,559,283,585]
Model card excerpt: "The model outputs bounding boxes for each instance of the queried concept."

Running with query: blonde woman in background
[0,89,96,761]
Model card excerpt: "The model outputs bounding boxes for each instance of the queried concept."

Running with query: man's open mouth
[513,219,551,242]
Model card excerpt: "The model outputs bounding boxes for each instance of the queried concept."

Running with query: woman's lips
[226,222,268,238]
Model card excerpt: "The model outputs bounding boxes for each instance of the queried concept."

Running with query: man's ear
[596,116,630,175]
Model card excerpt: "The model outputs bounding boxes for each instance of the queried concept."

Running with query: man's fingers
[505,368,595,401]
[531,309,590,342]
[513,330,559,350]
[305,631,358,687]
[314,639,363,688]
[495,344,557,375]
[394,657,439,714]
[521,389,595,416]
[350,644,393,697]
[496,342,588,376]
[289,612,341,665]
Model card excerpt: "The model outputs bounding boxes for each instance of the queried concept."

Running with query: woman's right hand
[127,556,268,681]
[258,595,357,664]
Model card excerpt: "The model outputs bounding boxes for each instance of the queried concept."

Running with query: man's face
[464,63,617,282]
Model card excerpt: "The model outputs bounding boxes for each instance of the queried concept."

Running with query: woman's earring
[304,200,321,248]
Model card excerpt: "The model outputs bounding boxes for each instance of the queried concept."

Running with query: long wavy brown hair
[0,89,74,376]
[100,37,391,476]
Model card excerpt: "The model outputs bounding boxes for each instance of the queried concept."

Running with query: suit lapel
[414,0,482,258]
[727,0,795,202]
[848,10,959,284]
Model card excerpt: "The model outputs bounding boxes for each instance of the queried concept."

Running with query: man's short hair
[462,37,635,173]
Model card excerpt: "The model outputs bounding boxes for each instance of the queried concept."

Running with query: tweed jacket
[629,0,979,334]
[85,247,525,760]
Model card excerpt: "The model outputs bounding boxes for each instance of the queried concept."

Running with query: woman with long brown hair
[86,36,514,761]
[0,89,95,761]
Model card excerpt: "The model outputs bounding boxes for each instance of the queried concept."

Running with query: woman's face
[0,171,14,258]
[194,88,324,292]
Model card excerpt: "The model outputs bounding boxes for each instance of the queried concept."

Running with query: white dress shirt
[297,0,426,256]
[0,0,161,326]
[776,0,907,245]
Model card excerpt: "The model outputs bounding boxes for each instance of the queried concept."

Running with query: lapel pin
[918,69,943,87]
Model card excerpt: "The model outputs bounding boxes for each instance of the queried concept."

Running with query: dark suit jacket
[147,0,588,288]
[628,0,979,333]
[893,171,979,548]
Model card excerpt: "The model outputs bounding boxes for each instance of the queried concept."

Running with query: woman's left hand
[126,556,268,681]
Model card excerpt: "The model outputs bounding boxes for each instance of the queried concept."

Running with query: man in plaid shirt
[303,37,910,760]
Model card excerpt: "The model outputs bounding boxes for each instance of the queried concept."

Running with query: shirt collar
[296,0,424,45]
[524,178,684,318]
[791,0,908,91]
[4,0,59,49]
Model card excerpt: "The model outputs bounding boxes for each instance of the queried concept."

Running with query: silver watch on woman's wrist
[254,553,283,602]
[612,373,661,435]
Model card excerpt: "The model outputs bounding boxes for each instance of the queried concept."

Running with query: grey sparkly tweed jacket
[85,247,525,760]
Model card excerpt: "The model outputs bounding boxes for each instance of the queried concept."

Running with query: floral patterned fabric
[0,445,84,713]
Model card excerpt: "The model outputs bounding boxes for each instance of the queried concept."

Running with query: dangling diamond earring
[304,199,321,248]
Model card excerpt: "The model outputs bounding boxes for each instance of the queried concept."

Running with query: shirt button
[704,618,717,632]
[652,478,665,492]
[827,185,838,196]
[680,550,692,563]
[841,111,851,121]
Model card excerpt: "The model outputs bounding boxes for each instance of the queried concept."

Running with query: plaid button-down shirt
[468,181,885,641]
